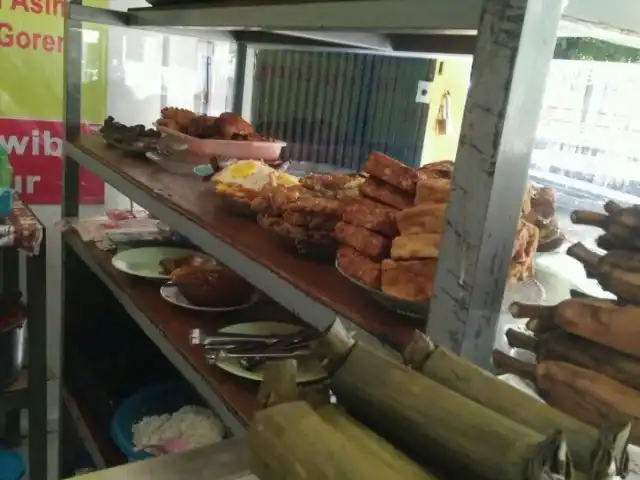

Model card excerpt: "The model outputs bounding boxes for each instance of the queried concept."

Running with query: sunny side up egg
[213,160,276,190]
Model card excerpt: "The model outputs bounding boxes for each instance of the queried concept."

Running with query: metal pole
[231,44,255,121]
[63,0,83,220]
[426,0,564,368]
[61,1,84,476]
[27,232,48,480]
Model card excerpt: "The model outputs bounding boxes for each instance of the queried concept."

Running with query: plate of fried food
[156,109,286,160]
[251,173,364,263]
[160,263,259,312]
[212,160,299,217]
[111,247,214,280]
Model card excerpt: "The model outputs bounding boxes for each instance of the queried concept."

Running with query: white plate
[159,283,258,312]
[111,247,214,280]
[212,322,326,383]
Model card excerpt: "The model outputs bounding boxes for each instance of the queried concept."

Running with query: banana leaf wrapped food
[403,332,630,478]
[328,342,573,480]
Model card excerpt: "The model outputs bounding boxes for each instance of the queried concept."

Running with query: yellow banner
[0,0,108,122]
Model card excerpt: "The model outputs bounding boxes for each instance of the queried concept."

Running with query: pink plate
[156,126,286,161]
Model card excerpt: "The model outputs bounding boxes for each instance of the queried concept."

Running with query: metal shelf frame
[64,0,563,370]
[0,231,50,480]
[61,0,640,448]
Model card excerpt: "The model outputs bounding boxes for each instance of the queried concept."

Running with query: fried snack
[160,107,197,133]
[362,152,419,194]
[360,177,414,210]
[283,211,340,231]
[531,186,556,221]
[417,160,454,180]
[391,234,441,261]
[159,254,206,275]
[337,245,381,288]
[300,173,365,199]
[414,178,451,205]
[215,183,262,205]
[251,185,306,215]
[171,264,254,308]
[335,222,390,261]
[512,219,531,262]
[396,203,447,235]
[212,112,254,140]
[522,185,533,217]
[284,195,343,217]
[342,198,398,237]
[187,115,218,138]
[258,214,307,238]
[381,259,437,301]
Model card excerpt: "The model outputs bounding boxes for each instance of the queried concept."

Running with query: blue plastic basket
[110,382,207,461]
[0,448,25,480]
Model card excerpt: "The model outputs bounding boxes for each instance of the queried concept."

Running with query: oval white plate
[213,322,326,383]
[111,247,214,280]
[159,283,258,312]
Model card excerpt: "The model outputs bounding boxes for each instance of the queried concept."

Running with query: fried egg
[213,160,276,190]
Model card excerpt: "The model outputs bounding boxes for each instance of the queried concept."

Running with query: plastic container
[157,126,286,161]
[0,448,25,480]
[0,146,13,189]
[0,188,15,218]
[110,382,215,462]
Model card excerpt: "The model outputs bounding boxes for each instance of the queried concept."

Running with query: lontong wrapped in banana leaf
[402,332,630,478]
[320,331,573,480]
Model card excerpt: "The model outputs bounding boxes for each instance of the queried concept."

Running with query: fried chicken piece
[381,259,437,302]
[360,177,414,210]
[282,211,340,231]
[160,107,197,133]
[362,152,418,194]
[212,112,254,140]
[335,221,390,261]
[337,245,381,288]
[187,115,218,138]
[342,198,398,237]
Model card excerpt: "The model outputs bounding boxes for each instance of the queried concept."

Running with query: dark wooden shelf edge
[63,232,250,436]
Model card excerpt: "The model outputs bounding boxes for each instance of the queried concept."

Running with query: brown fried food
[381,259,437,302]
[530,186,556,221]
[187,115,218,139]
[414,178,451,205]
[160,107,197,133]
[282,211,339,231]
[337,245,381,288]
[360,177,414,210]
[391,234,441,261]
[396,203,447,235]
[171,263,254,308]
[335,221,390,261]
[212,112,254,140]
[284,195,343,217]
[362,152,418,194]
[159,254,203,275]
[342,198,398,237]
[417,160,454,180]
[252,185,306,215]
[300,173,365,198]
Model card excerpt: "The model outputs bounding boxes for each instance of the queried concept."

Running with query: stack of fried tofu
[336,153,453,302]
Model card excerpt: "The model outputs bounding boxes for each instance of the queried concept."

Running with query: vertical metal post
[61,2,83,476]
[0,247,20,449]
[427,0,563,368]
[231,44,255,121]
[27,232,48,480]
[63,1,83,220]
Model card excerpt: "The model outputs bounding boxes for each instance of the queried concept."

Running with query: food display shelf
[64,135,416,358]
[63,231,269,435]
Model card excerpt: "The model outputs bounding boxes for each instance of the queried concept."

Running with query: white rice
[132,405,225,450]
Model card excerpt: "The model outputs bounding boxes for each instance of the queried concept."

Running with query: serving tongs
[205,348,314,370]
[189,327,316,350]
